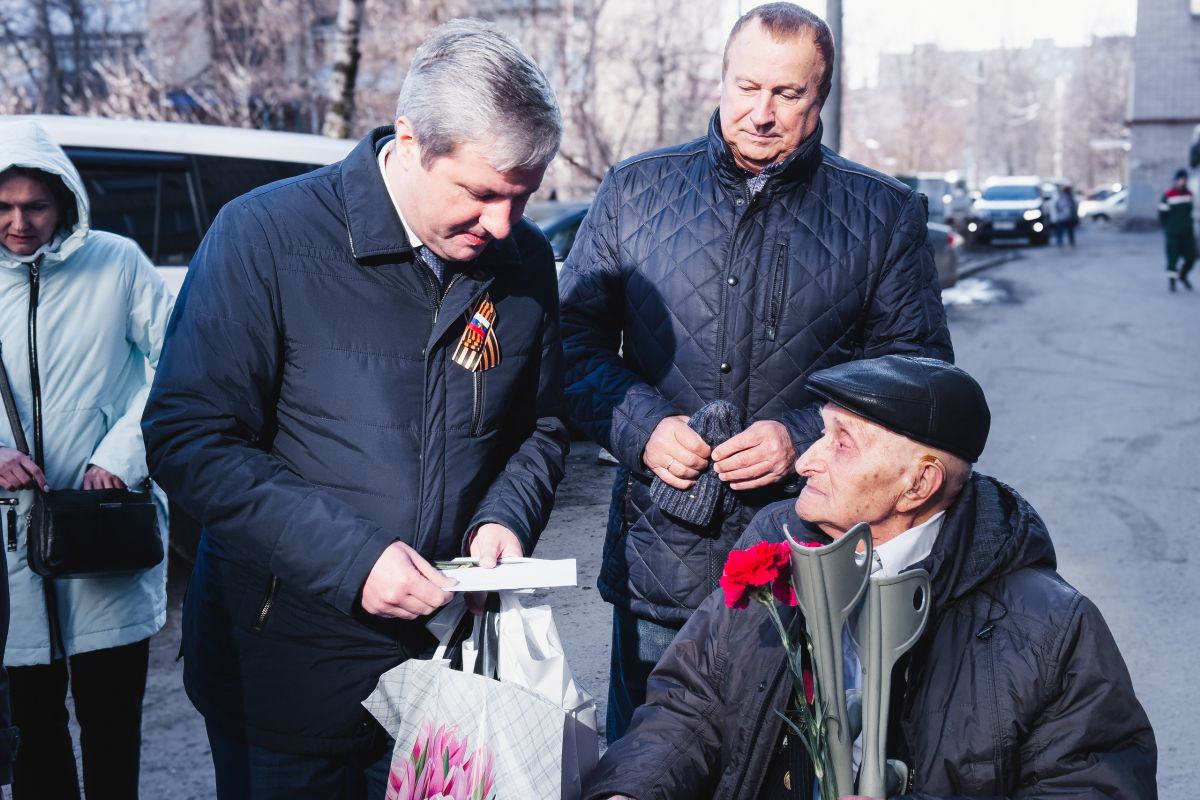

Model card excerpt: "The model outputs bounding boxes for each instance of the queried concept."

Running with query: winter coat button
[720,362,731,374]
[727,276,738,286]
[735,197,745,206]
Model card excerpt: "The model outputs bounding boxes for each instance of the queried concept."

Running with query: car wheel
[1033,233,1050,246]
[1093,213,1108,222]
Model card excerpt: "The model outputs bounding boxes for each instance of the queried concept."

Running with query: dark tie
[415,245,445,286]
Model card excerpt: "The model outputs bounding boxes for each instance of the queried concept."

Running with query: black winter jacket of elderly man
[558,113,953,628]
[585,473,1157,799]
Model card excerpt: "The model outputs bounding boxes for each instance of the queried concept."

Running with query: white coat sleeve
[89,247,176,486]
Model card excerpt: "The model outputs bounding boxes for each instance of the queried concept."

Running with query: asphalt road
[944,226,1199,798]
[31,223,1193,799]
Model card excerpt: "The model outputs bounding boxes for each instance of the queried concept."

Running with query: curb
[956,250,1021,280]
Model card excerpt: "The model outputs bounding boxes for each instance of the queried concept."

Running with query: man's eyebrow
[825,412,868,443]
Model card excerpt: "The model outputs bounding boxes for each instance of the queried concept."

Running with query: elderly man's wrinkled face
[388,122,545,263]
[0,174,60,256]
[794,404,917,538]
[719,20,826,175]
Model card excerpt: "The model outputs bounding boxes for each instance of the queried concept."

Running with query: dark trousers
[9,638,150,800]
[1053,221,1076,246]
[606,606,681,744]
[207,722,392,800]
[1166,237,1196,280]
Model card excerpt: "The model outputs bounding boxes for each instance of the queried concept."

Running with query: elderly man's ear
[896,457,947,513]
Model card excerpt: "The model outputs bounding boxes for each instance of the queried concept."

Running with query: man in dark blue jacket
[558,2,953,741]
[142,20,568,798]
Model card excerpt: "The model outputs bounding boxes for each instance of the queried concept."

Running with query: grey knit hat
[650,399,745,527]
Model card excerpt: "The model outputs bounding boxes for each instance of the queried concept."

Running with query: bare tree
[322,0,366,138]
[1063,36,1132,189]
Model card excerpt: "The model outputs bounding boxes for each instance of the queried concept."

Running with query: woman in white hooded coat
[0,120,174,798]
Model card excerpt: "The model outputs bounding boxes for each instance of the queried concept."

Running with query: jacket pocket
[763,242,788,341]
[469,371,485,438]
[251,574,280,633]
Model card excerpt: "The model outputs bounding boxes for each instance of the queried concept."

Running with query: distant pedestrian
[1158,168,1196,291]
[1050,184,1078,247]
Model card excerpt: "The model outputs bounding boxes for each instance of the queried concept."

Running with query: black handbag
[25,485,162,577]
[0,258,163,579]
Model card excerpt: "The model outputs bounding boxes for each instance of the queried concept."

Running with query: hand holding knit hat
[650,400,745,527]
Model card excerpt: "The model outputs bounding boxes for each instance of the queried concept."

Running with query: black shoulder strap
[0,343,31,457]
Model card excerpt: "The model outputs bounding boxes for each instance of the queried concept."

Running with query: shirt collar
[377,141,424,250]
[873,511,946,578]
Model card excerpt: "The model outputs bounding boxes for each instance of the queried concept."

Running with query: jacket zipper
[764,242,788,341]
[469,370,484,437]
[252,575,280,632]
[714,185,753,398]
[413,267,465,552]
[2,498,17,551]
[730,655,790,796]
[27,258,45,467]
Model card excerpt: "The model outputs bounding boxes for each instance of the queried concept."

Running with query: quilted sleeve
[862,191,953,362]
[89,244,176,487]
[559,170,678,475]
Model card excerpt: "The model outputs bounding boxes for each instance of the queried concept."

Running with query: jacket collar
[336,126,523,271]
[918,473,1057,608]
[705,108,824,194]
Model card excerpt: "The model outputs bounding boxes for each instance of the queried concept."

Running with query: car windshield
[981,185,1041,201]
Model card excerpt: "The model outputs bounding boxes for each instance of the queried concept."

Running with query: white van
[3,115,355,561]
[2,115,355,292]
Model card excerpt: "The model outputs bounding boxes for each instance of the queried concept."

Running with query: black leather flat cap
[806,356,990,462]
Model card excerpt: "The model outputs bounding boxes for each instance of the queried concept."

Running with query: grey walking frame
[851,568,931,797]
[784,522,872,796]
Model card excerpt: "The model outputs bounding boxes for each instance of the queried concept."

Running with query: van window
[66,147,203,265]
[62,147,325,266]
[195,156,323,221]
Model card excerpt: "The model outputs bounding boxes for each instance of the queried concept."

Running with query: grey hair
[395,19,562,172]
[723,3,835,104]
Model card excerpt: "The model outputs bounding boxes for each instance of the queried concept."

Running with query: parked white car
[1078,189,1128,223]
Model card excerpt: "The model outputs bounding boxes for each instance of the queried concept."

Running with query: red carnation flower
[721,541,796,609]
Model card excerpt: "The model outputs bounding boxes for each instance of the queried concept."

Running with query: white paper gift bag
[364,593,599,800]
[495,592,599,795]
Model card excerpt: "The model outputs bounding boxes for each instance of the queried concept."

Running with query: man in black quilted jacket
[558,2,953,742]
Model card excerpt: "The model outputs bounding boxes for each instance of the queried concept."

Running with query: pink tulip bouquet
[386,720,497,800]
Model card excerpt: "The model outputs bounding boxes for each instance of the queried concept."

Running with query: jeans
[9,638,150,800]
[1053,221,1076,246]
[207,722,392,800]
[606,606,682,744]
